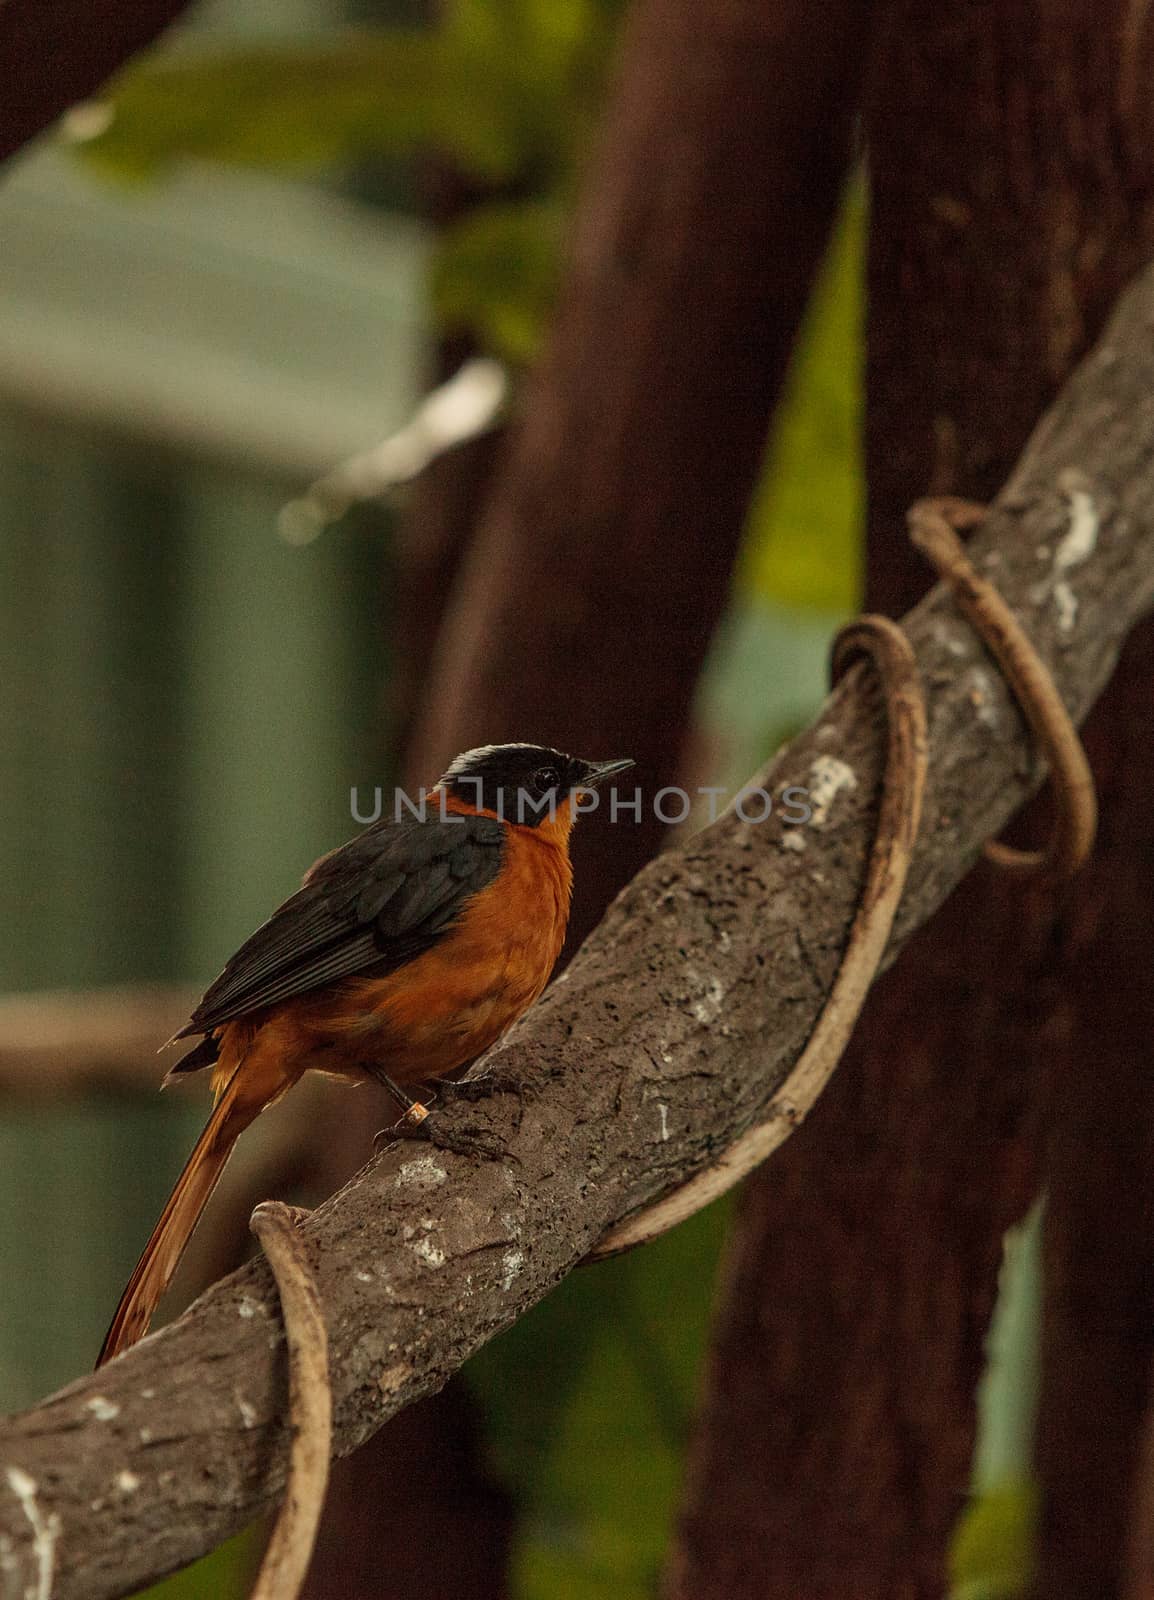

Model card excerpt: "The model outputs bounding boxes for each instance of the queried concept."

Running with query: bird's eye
[533,766,561,791]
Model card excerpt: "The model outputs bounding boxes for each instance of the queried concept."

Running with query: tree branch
[3,265,1154,1599]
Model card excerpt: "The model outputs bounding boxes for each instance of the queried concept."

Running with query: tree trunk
[405,0,872,946]
[303,1385,512,1600]
[668,4,1154,1597]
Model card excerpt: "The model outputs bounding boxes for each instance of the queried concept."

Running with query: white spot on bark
[85,1397,119,1421]
[1054,580,1078,634]
[237,1296,263,1320]
[379,1362,411,1395]
[395,1156,447,1188]
[410,1237,445,1268]
[685,970,724,1023]
[965,666,1000,728]
[501,1249,525,1289]
[115,1472,139,1495]
[6,1467,60,1600]
[781,830,806,852]
[356,1269,374,1283]
[807,756,858,826]
[931,618,968,657]
[138,1429,153,1445]
[236,1396,258,1430]
[1055,483,1099,573]
[658,1104,670,1142]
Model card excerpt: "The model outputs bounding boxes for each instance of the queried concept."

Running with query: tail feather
[161,1032,220,1085]
[96,1068,265,1367]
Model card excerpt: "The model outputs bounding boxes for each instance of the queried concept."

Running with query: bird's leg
[372,1074,513,1162]
[372,1075,435,1154]
[382,1073,431,1125]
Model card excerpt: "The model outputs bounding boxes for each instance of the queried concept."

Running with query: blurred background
[0,2,1045,1597]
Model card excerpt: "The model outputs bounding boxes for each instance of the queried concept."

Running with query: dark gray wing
[178,811,505,1036]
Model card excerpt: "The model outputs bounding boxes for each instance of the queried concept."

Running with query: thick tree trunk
[302,1386,512,1600]
[668,5,1154,1598]
[1044,624,1154,1600]
[405,0,872,947]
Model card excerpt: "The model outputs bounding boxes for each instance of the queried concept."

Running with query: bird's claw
[436,1069,522,1104]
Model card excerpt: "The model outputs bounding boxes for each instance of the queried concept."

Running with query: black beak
[580,758,635,787]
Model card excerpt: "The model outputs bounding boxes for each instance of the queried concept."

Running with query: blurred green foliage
[72,0,620,363]
[77,3,619,189]
[139,1531,257,1600]
[739,183,865,616]
[948,1482,1038,1600]
[469,1201,730,1598]
[431,197,565,364]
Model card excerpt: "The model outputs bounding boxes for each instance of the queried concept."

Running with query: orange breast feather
[268,800,576,1086]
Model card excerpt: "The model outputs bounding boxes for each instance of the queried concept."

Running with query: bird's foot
[436,1067,522,1105]
[371,1076,436,1154]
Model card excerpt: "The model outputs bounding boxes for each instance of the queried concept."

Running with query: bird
[97,743,633,1367]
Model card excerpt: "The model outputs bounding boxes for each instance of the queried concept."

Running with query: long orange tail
[97,1063,271,1367]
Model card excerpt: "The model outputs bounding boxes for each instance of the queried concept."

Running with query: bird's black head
[438,743,634,827]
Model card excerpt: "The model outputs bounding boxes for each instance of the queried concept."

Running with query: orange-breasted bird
[97,743,633,1367]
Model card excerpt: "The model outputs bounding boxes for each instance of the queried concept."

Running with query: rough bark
[405,0,871,949]
[669,5,1154,1597]
[2,275,1154,1597]
[0,1,192,163]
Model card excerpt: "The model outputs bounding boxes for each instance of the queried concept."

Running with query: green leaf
[431,200,565,363]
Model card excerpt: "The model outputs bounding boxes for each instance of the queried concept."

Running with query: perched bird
[97,743,633,1367]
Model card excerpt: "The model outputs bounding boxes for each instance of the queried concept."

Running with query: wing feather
[180,812,504,1036]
